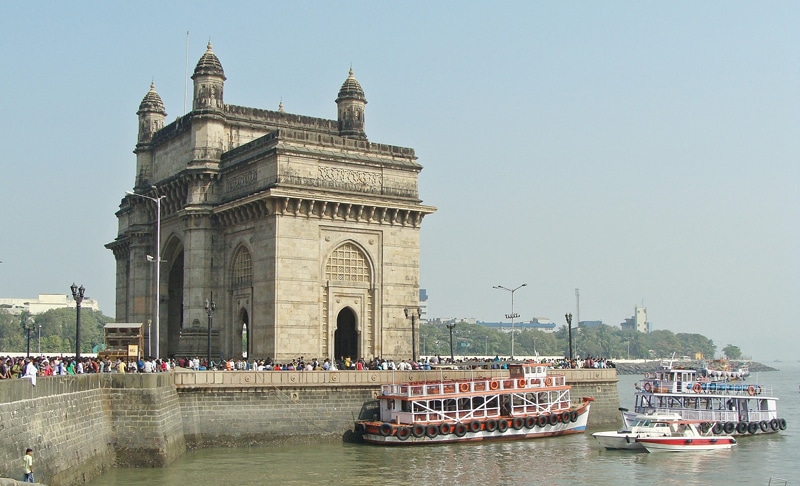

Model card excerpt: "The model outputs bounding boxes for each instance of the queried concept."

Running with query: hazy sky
[1,2,797,361]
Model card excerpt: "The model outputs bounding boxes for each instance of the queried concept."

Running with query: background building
[620,306,650,333]
[106,43,435,361]
[0,294,100,315]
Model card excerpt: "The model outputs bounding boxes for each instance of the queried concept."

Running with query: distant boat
[592,409,682,451]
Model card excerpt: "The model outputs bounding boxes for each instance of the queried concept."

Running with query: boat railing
[381,374,565,397]
[641,379,772,397]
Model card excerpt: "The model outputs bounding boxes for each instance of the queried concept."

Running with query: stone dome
[192,41,226,79]
[137,82,166,115]
[336,68,366,103]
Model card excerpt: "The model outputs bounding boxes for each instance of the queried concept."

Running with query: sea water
[86,362,800,486]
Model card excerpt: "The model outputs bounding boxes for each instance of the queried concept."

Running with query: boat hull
[358,401,591,445]
[637,437,736,452]
[592,431,646,450]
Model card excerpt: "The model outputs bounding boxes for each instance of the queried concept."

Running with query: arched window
[325,242,370,282]
[232,247,252,286]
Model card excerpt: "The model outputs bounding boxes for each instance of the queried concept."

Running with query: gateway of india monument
[106,42,436,362]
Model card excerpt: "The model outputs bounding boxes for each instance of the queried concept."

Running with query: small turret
[336,68,367,140]
[191,41,226,113]
[137,82,167,143]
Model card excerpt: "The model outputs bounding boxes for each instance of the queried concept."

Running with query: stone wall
[0,368,618,486]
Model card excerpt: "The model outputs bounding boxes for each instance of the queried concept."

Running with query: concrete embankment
[0,368,618,486]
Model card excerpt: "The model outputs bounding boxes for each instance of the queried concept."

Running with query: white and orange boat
[354,363,594,445]
[635,420,737,452]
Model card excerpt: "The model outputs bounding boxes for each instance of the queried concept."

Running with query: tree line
[421,321,743,360]
[0,308,743,360]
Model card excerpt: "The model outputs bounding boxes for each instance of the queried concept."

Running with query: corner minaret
[336,68,367,140]
[191,41,226,113]
[134,82,167,188]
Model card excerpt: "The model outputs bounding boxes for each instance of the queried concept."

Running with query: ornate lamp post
[126,189,165,358]
[205,294,216,369]
[445,322,456,362]
[493,283,527,358]
[565,313,573,361]
[404,307,421,363]
[22,316,35,358]
[70,283,85,359]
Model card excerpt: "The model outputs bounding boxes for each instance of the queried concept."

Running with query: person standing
[23,447,34,482]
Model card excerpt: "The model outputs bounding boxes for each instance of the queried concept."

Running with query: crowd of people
[0,353,615,380]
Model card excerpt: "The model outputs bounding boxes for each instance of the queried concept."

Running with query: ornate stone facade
[106,43,435,361]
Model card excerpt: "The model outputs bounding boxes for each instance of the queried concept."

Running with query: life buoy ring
[644,372,651,379]
[512,417,525,430]
[497,420,509,433]
[643,382,652,393]
[569,410,579,422]
[469,421,482,433]
[439,422,453,435]
[544,377,553,386]
[757,385,762,395]
[723,422,735,434]
[454,423,467,437]
[411,423,425,438]
[525,416,536,429]
[379,422,393,437]
[692,383,702,393]
[518,379,526,388]
[747,385,756,396]
[489,381,500,391]
[485,419,498,432]
[459,383,470,393]
[396,426,410,440]
[425,424,438,438]
[537,415,548,427]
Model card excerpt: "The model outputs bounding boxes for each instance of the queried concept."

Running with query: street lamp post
[493,284,527,359]
[205,294,216,369]
[445,322,456,362]
[22,316,34,358]
[70,283,85,360]
[565,313,573,361]
[404,307,421,363]
[126,188,165,358]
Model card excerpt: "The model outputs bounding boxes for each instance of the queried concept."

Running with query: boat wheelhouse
[355,363,593,445]
[627,359,785,436]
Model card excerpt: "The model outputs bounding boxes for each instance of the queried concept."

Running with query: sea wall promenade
[0,368,618,486]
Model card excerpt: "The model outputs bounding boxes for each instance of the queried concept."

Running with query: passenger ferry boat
[627,359,786,436]
[354,363,594,445]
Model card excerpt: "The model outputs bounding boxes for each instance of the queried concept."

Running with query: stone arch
[334,307,358,361]
[323,241,375,359]
[162,234,184,357]
[231,244,253,287]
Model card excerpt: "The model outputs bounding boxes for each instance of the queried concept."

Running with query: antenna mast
[183,31,189,114]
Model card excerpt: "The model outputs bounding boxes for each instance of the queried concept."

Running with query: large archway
[239,308,249,358]
[334,307,358,361]
[166,249,184,357]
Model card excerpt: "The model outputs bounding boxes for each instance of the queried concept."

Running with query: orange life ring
[518,379,526,388]
[692,383,702,393]
[459,383,470,393]
[643,382,652,392]
[644,372,651,379]
[489,381,499,391]
[747,385,756,396]
[544,377,553,386]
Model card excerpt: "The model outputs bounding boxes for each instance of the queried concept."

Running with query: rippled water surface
[87,361,800,486]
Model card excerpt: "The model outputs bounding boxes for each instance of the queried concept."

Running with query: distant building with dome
[106,42,436,361]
